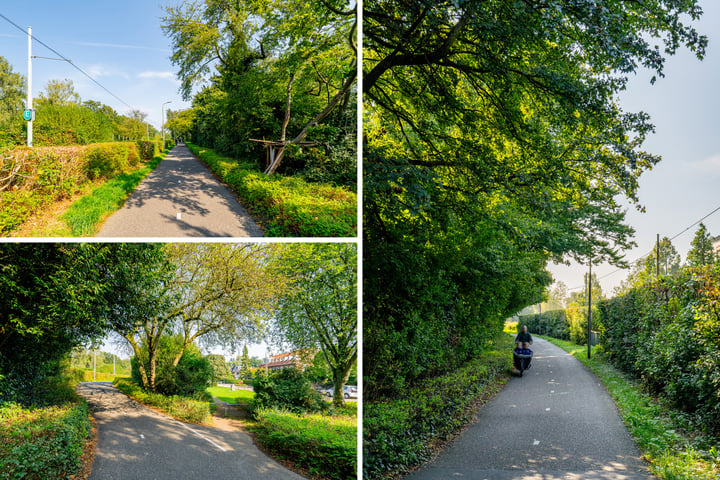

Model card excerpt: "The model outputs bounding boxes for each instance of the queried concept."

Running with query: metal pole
[26,26,32,147]
[587,259,592,359]
[656,234,660,279]
[93,349,96,381]
[162,101,172,151]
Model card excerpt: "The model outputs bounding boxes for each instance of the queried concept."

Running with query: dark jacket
[515,331,533,344]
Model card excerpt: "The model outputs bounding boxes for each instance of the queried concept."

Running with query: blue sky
[0,0,192,128]
[549,0,720,295]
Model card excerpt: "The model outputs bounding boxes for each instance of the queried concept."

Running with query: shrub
[518,309,569,340]
[85,142,139,179]
[252,368,324,414]
[155,350,213,398]
[364,334,512,479]
[186,143,356,236]
[136,140,160,160]
[0,401,91,480]
[252,408,356,480]
[113,377,211,424]
[598,266,720,436]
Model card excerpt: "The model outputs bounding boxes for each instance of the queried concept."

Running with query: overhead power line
[0,12,134,110]
[565,200,720,291]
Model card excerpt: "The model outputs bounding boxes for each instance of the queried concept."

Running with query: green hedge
[597,266,720,436]
[518,309,569,340]
[0,401,91,480]
[252,408,356,480]
[186,143,356,236]
[363,334,512,479]
[0,142,149,235]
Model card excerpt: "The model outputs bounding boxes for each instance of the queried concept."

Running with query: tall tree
[687,223,716,267]
[363,0,706,398]
[36,79,81,106]
[271,243,357,407]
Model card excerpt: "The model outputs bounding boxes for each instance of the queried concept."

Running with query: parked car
[322,385,357,399]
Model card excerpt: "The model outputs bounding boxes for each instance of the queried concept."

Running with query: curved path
[77,382,304,480]
[96,144,263,237]
[405,337,656,480]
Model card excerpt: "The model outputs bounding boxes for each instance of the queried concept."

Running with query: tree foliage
[687,223,716,267]
[162,0,357,182]
[363,0,706,399]
[271,243,357,407]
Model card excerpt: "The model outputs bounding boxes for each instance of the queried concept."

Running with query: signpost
[26,26,32,147]
[23,109,33,121]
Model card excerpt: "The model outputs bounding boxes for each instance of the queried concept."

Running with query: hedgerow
[363,334,512,479]
[597,266,720,437]
[0,142,155,235]
[251,408,356,480]
[0,401,91,480]
[186,143,356,237]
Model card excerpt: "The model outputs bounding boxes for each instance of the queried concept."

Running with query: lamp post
[162,101,172,151]
[26,26,32,147]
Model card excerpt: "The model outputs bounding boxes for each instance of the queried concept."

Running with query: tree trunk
[331,360,354,408]
[264,68,357,175]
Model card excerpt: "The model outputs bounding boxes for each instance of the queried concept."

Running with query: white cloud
[691,154,720,171]
[138,71,176,81]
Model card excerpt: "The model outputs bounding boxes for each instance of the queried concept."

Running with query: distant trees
[687,223,716,267]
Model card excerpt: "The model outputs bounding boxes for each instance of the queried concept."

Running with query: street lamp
[162,101,172,151]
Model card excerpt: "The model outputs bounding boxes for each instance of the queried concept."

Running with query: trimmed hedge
[363,334,513,479]
[186,143,356,236]
[0,401,91,480]
[518,309,569,340]
[0,142,152,235]
[252,408,356,480]
[597,265,720,437]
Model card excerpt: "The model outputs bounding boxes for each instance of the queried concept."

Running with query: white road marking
[176,212,182,220]
[533,440,540,445]
[545,408,551,411]
[171,419,227,452]
[140,434,145,439]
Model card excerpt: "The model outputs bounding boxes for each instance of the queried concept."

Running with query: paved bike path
[405,337,655,480]
[97,144,263,237]
[77,382,304,480]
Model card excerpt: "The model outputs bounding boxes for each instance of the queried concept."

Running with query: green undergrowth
[543,336,720,480]
[60,152,165,236]
[363,334,513,479]
[113,377,211,424]
[251,407,357,480]
[0,371,91,480]
[186,143,356,237]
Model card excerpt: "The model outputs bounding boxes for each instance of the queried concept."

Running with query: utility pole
[93,349,97,382]
[162,101,172,151]
[656,234,661,279]
[26,26,32,147]
[587,259,592,359]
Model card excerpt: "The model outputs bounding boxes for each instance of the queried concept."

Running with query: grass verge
[112,377,211,424]
[543,336,720,480]
[363,334,513,479]
[60,152,165,236]
[251,407,357,480]
[186,143,356,237]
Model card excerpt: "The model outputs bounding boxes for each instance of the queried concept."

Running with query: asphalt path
[77,382,305,480]
[404,337,656,480]
[96,144,264,237]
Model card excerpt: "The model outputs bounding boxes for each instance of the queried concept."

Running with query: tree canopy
[363,0,706,398]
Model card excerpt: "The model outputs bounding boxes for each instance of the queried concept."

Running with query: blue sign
[23,109,33,121]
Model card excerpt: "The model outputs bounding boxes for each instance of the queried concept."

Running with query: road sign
[23,109,33,121]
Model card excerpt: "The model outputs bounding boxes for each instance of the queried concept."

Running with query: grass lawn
[206,386,255,404]
[543,336,720,480]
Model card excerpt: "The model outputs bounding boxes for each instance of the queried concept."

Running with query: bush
[598,266,720,436]
[252,368,324,414]
[518,309,569,340]
[155,350,213,398]
[85,142,139,179]
[252,408,356,480]
[136,140,160,160]
[0,401,91,480]
[186,143,356,236]
[363,334,512,479]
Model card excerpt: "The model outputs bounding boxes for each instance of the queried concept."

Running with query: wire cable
[0,12,134,110]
